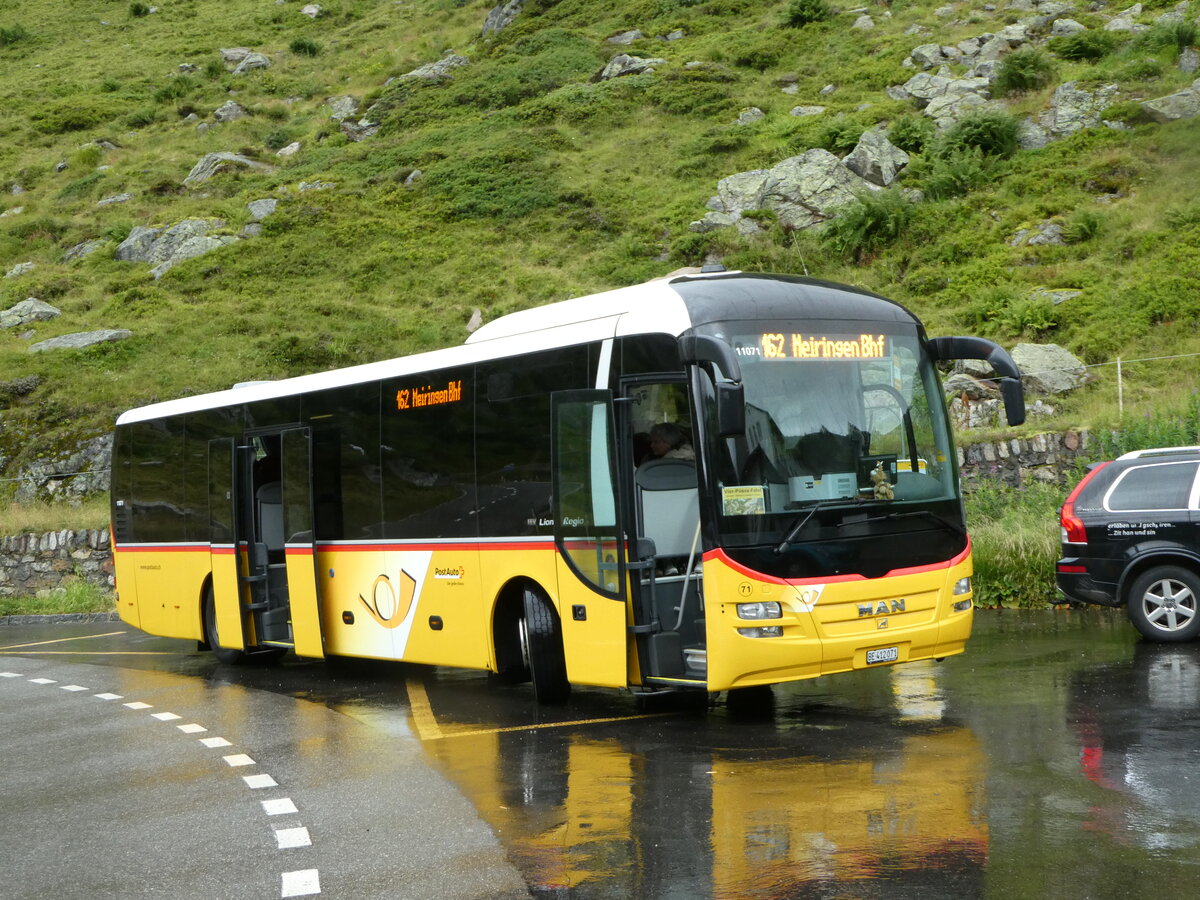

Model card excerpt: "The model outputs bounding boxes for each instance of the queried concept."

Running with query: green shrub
[264,128,295,151]
[153,75,197,103]
[1135,20,1197,53]
[965,481,1062,608]
[290,37,321,57]
[1049,30,1118,62]
[447,29,600,111]
[0,24,30,46]
[888,114,935,154]
[670,231,715,265]
[784,0,832,27]
[816,115,864,154]
[1116,56,1165,82]
[56,171,106,201]
[30,97,124,134]
[821,189,915,261]
[1093,396,1200,458]
[125,107,161,128]
[129,3,150,17]
[992,47,1055,97]
[909,148,985,199]
[646,67,737,116]
[1063,208,1102,243]
[423,142,558,220]
[1101,99,1151,126]
[714,30,788,71]
[937,109,1022,158]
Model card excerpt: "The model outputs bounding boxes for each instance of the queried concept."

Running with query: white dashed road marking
[2,668,321,897]
[264,798,299,816]
[275,826,312,849]
[282,869,321,897]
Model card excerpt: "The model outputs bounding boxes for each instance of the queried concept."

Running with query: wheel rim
[1141,578,1198,633]
[517,615,530,669]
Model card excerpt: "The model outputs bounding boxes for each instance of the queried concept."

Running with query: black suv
[1057,446,1200,642]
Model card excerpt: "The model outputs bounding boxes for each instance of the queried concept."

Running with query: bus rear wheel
[203,587,246,665]
[522,586,570,705]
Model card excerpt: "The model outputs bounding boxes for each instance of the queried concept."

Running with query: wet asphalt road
[3,608,1200,899]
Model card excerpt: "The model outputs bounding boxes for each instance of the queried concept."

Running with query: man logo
[858,599,906,617]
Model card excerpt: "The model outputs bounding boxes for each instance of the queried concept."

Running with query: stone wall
[0,529,113,598]
[958,429,1094,491]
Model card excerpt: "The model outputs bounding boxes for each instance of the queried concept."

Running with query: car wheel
[1127,566,1200,642]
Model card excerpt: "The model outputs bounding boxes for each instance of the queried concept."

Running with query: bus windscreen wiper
[774,500,837,555]
[836,508,965,536]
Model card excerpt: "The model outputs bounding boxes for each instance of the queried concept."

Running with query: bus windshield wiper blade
[774,501,831,555]
[836,508,965,535]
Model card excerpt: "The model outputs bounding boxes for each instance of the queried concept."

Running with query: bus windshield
[698,320,961,573]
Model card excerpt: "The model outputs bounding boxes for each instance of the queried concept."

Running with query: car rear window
[1107,461,1199,511]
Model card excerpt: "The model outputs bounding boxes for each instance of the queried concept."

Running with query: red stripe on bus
[113,544,214,554]
[314,541,557,553]
[705,539,971,585]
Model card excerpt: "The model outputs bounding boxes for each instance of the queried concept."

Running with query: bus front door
[239,428,325,658]
[551,391,628,688]
[625,382,706,685]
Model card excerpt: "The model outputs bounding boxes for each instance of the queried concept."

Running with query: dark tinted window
[1109,462,1198,511]
[128,419,187,543]
[181,418,211,541]
[381,367,477,539]
[617,334,682,381]
[476,345,592,537]
[302,383,382,539]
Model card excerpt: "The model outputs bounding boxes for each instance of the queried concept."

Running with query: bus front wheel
[521,586,570,705]
[203,587,246,665]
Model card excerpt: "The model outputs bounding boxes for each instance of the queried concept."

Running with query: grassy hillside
[2,0,1200,483]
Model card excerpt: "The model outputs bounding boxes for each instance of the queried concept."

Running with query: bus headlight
[738,626,784,638]
[951,577,972,612]
[737,601,782,620]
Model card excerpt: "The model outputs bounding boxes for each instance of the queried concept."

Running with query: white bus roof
[115,274,701,426]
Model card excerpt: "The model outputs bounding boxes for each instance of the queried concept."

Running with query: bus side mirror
[679,334,743,383]
[928,335,1026,427]
[715,382,745,437]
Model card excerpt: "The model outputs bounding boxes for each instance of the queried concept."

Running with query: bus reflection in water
[422,701,986,895]
[110,271,1024,703]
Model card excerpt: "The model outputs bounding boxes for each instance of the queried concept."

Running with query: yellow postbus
[110,270,1023,702]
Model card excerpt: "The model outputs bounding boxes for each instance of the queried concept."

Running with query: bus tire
[203,586,246,665]
[522,586,570,705]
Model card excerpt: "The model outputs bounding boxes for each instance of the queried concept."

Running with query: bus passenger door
[624,381,706,684]
[208,437,247,652]
[280,428,324,658]
[551,390,628,687]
